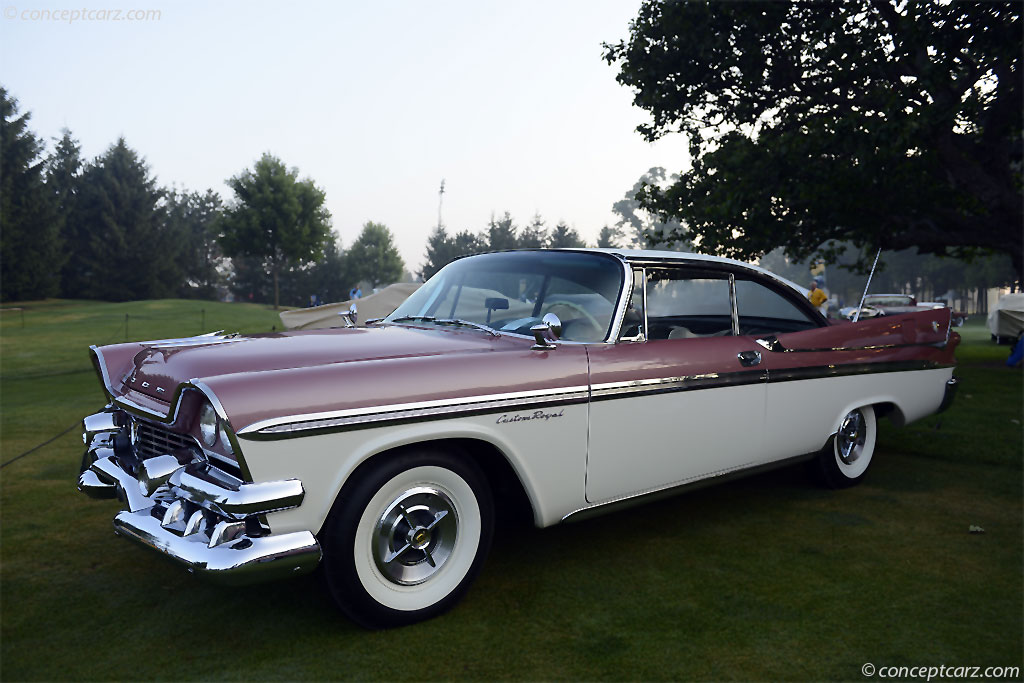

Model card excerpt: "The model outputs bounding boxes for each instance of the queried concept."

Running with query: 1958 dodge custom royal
[78,249,959,627]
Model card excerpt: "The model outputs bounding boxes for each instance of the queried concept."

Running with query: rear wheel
[814,405,876,488]
[321,449,493,628]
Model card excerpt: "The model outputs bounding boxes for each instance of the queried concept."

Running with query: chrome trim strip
[729,272,740,336]
[766,360,950,383]
[590,370,767,400]
[605,255,634,343]
[189,378,253,482]
[755,335,953,354]
[139,331,245,349]
[239,386,591,439]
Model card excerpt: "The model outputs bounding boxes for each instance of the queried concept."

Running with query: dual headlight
[198,402,232,452]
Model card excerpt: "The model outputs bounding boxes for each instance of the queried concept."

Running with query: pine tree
[0,88,63,301]
[72,138,176,300]
[519,214,547,248]
[547,222,587,248]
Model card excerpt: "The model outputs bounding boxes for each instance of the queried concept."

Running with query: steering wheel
[542,299,603,337]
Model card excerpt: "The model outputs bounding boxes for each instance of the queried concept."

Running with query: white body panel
[762,368,953,462]
[585,383,767,504]
[243,403,590,535]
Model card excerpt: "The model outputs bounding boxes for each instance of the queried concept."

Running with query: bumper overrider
[78,408,321,584]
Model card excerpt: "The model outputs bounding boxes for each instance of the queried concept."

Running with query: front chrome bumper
[78,408,321,584]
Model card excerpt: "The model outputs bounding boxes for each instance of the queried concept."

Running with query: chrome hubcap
[373,486,457,585]
[837,410,866,464]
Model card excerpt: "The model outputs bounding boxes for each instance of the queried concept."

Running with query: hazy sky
[1,0,690,271]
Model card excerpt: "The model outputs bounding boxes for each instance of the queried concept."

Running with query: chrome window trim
[729,272,740,336]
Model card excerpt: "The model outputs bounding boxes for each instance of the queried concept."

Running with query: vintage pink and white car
[78,249,959,627]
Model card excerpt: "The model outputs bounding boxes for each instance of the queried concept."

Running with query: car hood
[117,325,519,401]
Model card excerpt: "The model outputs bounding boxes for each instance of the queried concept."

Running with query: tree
[220,153,332,309]
[546,222,587,248]
[66,138,173,301]
[486,212,518,251]
[166,188,223,299]
[519,214,548,248]
[346,221,405,288]
[420,226,455,280]
[45,129,83,297]
[596,225,624,249]
[611,167,688,250]
[419,226,487,281]
[605,1,1022,281]
[0,87,63,301]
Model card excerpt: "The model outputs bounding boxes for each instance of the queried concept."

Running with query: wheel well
[343,438,536,530]
[872,401,905,427]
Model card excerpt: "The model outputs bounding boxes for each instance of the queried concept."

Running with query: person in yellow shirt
[808,281,828,311]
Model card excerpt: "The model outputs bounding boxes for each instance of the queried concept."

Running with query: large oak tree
[605,1,1022,280]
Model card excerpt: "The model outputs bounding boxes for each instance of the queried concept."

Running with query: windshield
[385,251,624,342]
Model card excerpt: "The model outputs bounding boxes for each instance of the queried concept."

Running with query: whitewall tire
[321,449,493,628]
[815,405,877,488]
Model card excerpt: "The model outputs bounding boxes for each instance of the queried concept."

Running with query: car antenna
[852,248,883,323]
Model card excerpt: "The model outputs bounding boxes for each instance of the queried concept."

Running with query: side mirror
[339,304,358,327]
[530,312,562,350]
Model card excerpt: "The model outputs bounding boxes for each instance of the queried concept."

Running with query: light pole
[437,178,445,231]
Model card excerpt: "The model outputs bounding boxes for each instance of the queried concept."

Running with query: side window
[735,278,818,335]
[645,269,732,340]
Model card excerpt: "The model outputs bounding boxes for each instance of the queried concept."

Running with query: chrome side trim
[238,385,591,439]
[590,370,767,400]
[755,332,953,354]
[766,360,951,383]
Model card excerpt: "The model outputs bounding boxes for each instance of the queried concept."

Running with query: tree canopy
[605,1,1022,280]
[347,221,405,288]
[220,153,332,308]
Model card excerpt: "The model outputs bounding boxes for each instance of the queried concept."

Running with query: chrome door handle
[737,350,762,367]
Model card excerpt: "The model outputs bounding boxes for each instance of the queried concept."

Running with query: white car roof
[582,247,811,297]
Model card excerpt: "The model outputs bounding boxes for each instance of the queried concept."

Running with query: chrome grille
[134,421,197,459]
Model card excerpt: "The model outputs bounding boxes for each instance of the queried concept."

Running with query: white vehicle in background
[988,293,1024,344]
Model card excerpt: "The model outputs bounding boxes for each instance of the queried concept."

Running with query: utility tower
[437,179,445,231]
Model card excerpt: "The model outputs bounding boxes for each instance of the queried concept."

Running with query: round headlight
[198,402,219,447]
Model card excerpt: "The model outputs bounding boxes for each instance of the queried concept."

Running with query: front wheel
[813,405,877,489]
[320,449,493,628]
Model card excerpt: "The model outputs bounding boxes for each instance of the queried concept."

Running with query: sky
[1,0,691,272]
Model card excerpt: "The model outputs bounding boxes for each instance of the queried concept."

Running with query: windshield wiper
[433,318,501,337]
[386,315,500,337]
[388,315,436,324]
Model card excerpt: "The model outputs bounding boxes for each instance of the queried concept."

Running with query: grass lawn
[1,303,1020,681]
